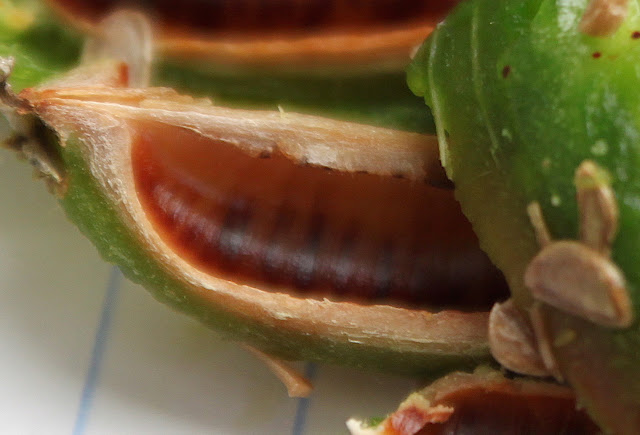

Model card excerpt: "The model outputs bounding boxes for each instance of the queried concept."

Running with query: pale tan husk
[16,72,490,362]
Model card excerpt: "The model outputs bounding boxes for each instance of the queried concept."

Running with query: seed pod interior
[347,368,600,434]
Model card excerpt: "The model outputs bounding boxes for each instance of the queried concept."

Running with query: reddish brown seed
[131,119,509,308]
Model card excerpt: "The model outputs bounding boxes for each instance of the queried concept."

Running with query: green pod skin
[0,0,435,133]
[407,0,640,432]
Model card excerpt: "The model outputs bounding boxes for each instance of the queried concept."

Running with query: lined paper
[0,154,417,434]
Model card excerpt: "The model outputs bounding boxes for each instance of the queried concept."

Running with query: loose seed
[488,299,550,377]
[575,160,618,256]
[525,241,633,328]
[579,0,629,37]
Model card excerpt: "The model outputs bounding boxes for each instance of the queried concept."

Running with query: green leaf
[407,1,640,432]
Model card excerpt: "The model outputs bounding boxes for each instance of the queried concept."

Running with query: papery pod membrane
[407,0,640,432]
[0,0,458,133]
[347,368,600,434]
[1,60,510,376]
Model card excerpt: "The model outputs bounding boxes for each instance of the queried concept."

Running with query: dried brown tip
[579,0,629,37]
[529,303,564,382]
[243,345,313,398]
[575,160,618,256]
[525,241,633,328]
[489,299,550,377]
[527,201,553,248]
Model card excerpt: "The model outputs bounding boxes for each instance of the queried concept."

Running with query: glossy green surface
[408,0,640,432]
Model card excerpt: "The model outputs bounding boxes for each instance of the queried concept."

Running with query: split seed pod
[347,368,600,434]
[1,58,509,376]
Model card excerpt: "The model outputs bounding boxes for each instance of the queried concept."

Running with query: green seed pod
[348,367,600,434]
[408,0,640,432]
[0,46,513,380]
[0,0,456,132]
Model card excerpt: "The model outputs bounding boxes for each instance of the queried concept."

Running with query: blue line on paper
[291,362,318,435]
[72,266,122,435]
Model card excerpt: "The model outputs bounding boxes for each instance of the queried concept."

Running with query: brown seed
[525,240,633,328]
[488,299,550,377]
[579,0,629,37]
[527,201,552,248]
[575,160,618,256]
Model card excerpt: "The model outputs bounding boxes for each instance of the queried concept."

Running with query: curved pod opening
[132,119,507,309]
[17,75,508,372]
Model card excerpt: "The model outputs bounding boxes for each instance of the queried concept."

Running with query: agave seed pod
[1,57,510,376]
[347,368,600,434]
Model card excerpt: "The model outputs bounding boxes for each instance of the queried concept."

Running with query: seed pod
[0,0,460,132]
[47,0,457,72]
[408,0,640,432]
[347,368,600,435]
[1,59,509,375]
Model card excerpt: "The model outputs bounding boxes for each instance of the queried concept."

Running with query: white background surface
[0,144,419,434]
